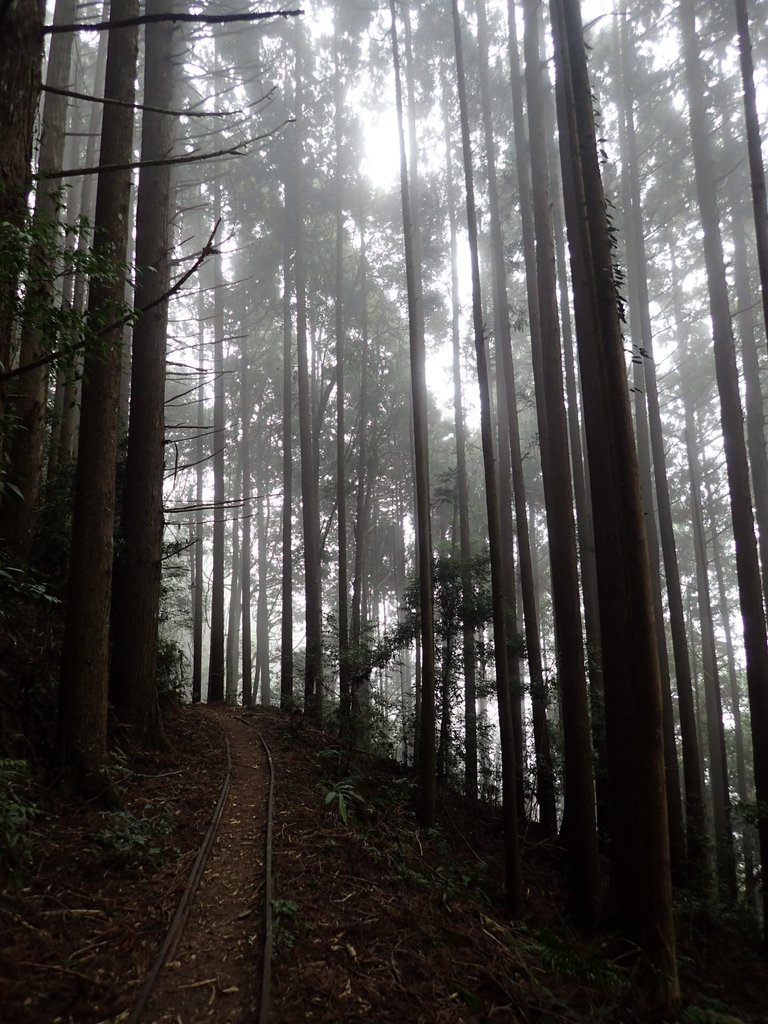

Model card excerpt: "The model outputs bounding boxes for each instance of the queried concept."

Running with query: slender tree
[1,0,75,556]
[452,0,522,913]
[241,348,253,707]
[733,0,768,346]
[206,189,226,704]
[390,0,437,827]
[280,133,294,712]
[191,296,205,705]
[678,0,768,942]
[684,401,737,898]
[294,22,324,721]
[523,0,599,919]
[333,15,350,729]
[439,67,477,801]
[550,0,678,998]
[616,13,697,883]
[110,0,177,745]
[0,0,42,416]
[505,0,558,836]
[475,0,525,817]
[59,0,140,793]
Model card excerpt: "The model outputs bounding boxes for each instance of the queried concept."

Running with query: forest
[2,0,768,1018]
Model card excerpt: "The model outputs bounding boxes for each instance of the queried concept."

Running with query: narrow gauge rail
[126,720,276,1024]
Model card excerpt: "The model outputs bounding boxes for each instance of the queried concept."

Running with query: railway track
[126,712,275,1024]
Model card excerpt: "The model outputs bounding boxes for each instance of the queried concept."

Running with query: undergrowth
[0,759,38,886]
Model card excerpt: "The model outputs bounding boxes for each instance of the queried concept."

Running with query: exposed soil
[0,704,227,1024]
[140,710,270,1024]
[1,703,767,1024]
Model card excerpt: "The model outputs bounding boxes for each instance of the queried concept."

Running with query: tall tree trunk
[475,0,525,820]
[452,0,522,913]
[333,17,350,731]
[679,0,768,943]
[58,0,139,795]
[241,348,253,708]
[726,165,768,624]
[294,23,323,722]
[256,452,271,706]
[350,198,369,660]
[280,148,294,712]
[733,0,768,347]
[1,0,74,556]
[549,103,608,836]
[440,69,477,802]
[505,0,558,837]
[550,0,678,998]
[708,479,757,902]
[683,405,738,898]
[206,191,226,704]
[51,17,108,478]
[0,0,42,403]
[109,0,176,746]
[350,188,372,735]
[390,0,437,827]
[523,0,599,920]
[616,16,692,884]
[191,297,205,705]
[226,501,241,705]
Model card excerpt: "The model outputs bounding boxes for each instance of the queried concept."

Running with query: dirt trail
[139,709,269,1024]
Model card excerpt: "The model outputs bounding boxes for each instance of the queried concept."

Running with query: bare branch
[0,221,222,385]
[42,82,276,118]
[36,121,292,180]
[44,8,303,34]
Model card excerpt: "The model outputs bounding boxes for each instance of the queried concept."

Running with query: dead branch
[43,82,276,118]
[45,9,303,34]
[0,221,221,385]
[37,121,292,180]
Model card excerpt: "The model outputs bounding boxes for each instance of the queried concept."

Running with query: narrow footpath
[137,710,270,1024]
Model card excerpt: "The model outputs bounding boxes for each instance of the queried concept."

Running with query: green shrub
[91,805,172,870]
[0,760,37,885]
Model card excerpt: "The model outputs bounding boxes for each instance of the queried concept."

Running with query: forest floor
[1,703,767,1024]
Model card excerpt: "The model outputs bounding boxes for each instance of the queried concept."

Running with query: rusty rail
[125,713,276,1024]
[257,730,275,1024]
[126,731,232,1024]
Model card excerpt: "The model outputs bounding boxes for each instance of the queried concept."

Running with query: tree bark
[191,294,205,705]
[280,135,294,712]
[241,347,253,707]
[294,22,323,721]
[333,16,350,732]
[206,190,226,704]
[550,0,678,997]
[256,448,271,705]
[109,0,176,746]
[726,163,768,630]
[440,68,477,801]
[0,0,42,399]
[523,0,599,920]
[226,502,241,705]
[683,403,738,898]
[1,0,74,556]
[390,0,437,827]
[505,0,558,837]
[708,477,757,903]
[679,0,768,942]
[58,0,139,794]
[475,0,526,821]
[615,16,693,884]
[733,0,768,349]
[452,0,522,913]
